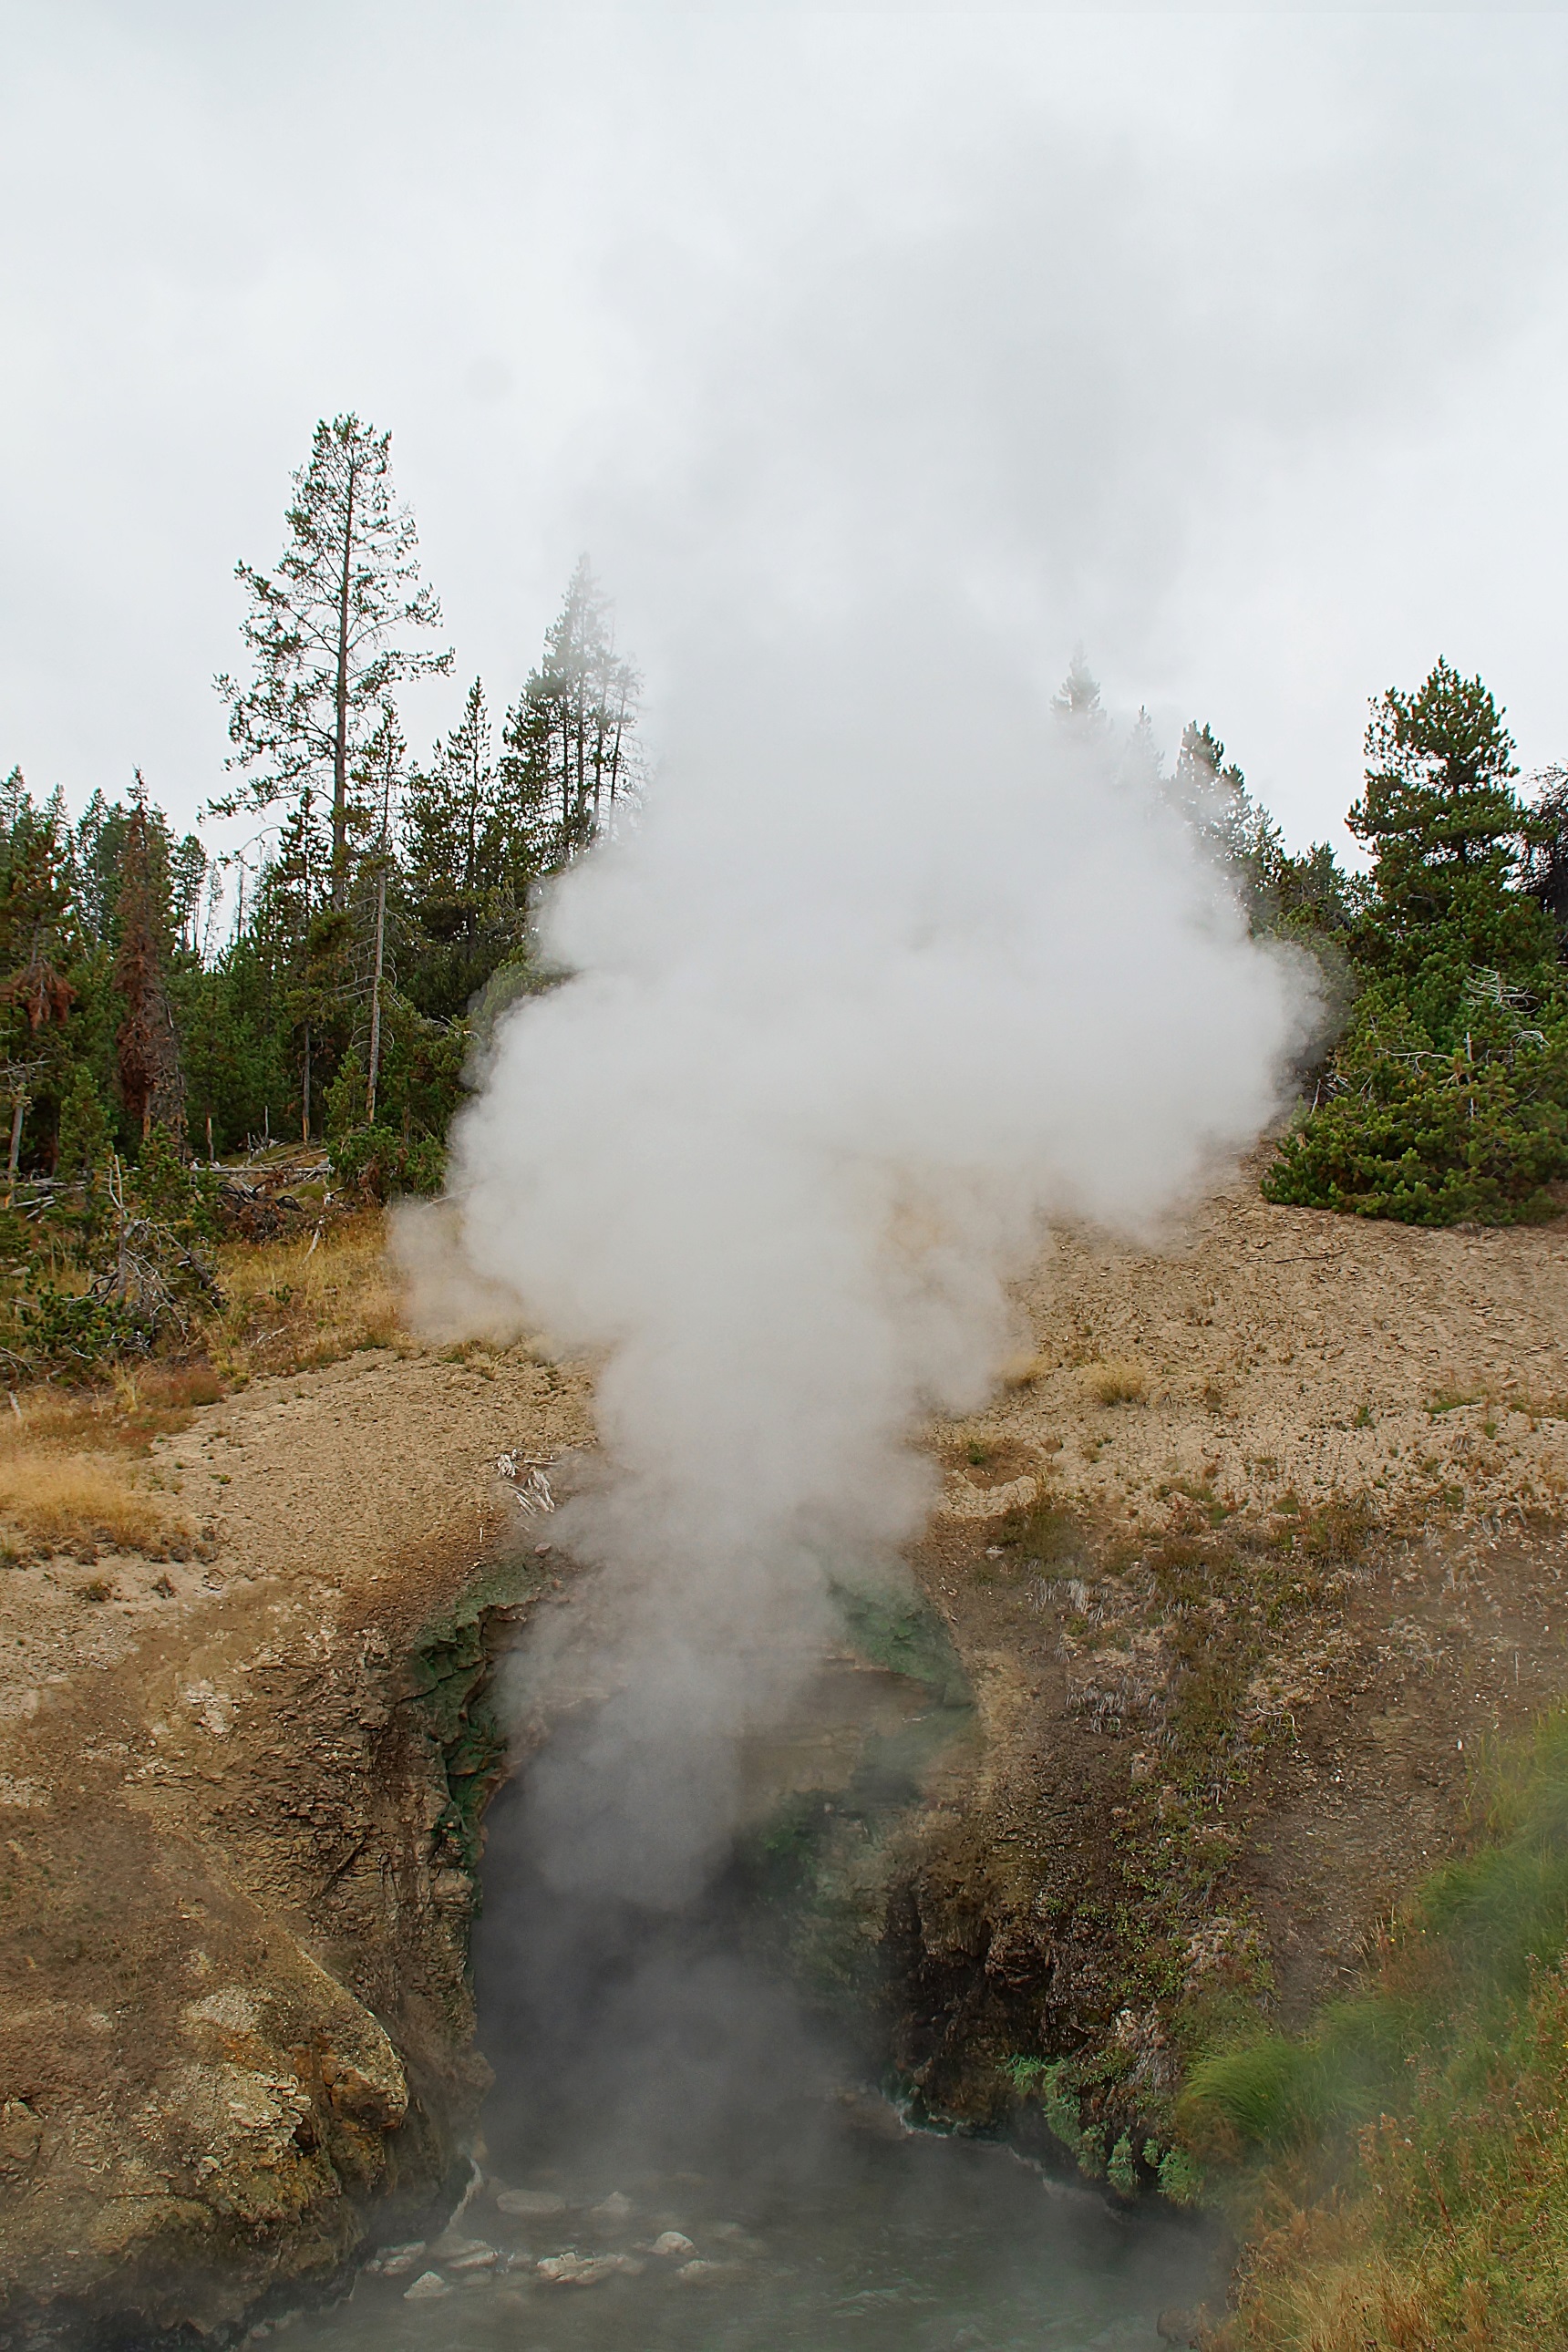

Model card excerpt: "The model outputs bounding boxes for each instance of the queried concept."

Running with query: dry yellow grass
[0,1216,406,1553]
[1081,1356,1149,1407]
[5,1365,225,1457]
[214,1211,405,1377]
[0,1452,182,1558]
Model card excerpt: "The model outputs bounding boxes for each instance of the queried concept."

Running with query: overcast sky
[4,4,1568,864]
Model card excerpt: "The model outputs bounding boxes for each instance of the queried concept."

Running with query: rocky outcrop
[0,1345,592,2349]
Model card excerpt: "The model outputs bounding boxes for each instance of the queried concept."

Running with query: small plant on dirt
[1427,1386,1486,1417]
[1084,1358,1149,1407]
[997,1494,1087,1577]
[0,1453,186,1558]
[1156,1475,1233,1527]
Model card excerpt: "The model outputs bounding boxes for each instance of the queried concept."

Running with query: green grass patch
[1189,1703,1568,2348]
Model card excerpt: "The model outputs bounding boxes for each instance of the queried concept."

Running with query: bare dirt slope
[900,1161,1568,2135]
[5,1171,1568,2331]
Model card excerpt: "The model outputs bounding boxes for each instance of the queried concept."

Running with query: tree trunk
[302,1020,312,1145]
[366,869,387,1125]
[330,458,358,911]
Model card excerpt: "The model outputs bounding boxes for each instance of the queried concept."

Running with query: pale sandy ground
[953,1158,1568,1531]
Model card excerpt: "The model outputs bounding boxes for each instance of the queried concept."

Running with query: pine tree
[1347,660,1550,965]
[500,557,639,871]
[214,413,451,912]
[1168,721,1284,911]
[113,782,185,1143]
[1264,663,1568,1226]
[1051,651,1109,736]
[169,832,210,955]
[56,1062,110,1178]
[353,704,407,1126]
[0,796,76,1039]
[406,677,496,940]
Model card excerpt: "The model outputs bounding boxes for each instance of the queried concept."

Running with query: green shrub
[10,1282,151,1367]
[1263,1059,1568,1225]
[330,1123,445,1200]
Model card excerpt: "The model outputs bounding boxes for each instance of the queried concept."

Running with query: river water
[277,1645,1215,2352]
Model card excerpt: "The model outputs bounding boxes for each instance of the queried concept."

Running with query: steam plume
[399,599,1311,1902]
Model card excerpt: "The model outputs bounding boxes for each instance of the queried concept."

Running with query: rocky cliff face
[878,1181,1568,2186]
[0,1347,592,2349]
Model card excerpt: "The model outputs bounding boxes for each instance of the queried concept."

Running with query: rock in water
[536,2252,621,2285]
[589,2190,634,2228]
[650,2230,696,2258]
[402,2272,449,2301]
[496,2188,568,2218]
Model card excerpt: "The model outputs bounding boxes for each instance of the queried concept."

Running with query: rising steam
[398,601,1312,1903]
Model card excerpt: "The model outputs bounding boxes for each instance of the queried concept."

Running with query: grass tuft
[1083,1357,1149,1407]
[0,1453,185,1557]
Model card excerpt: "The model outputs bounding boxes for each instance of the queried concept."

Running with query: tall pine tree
[214,414,451,911]
[500,557,639,870]
[113,779,185,1142]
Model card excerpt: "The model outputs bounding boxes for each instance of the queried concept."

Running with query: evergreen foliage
[113,780,186,1140]
[500,555,641,868]
[1264,663,1568,1225]
[213,412,453,909]
[0,408,641,1272]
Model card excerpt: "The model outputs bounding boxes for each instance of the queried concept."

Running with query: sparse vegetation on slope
[1187,1707,1568,2348]
[211,1207,406,1377]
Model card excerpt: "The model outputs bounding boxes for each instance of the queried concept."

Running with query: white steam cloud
[400,596,1313,1903]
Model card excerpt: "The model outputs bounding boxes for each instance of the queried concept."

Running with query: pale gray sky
[4,4,1568,861]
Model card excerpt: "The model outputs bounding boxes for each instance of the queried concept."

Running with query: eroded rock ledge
[0,1346,592,2349]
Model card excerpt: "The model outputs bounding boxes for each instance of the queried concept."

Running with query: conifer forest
[5,407,1568,1379]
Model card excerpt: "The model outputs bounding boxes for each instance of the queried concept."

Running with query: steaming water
[309,2133,1211,2352]
[277,1652,1217,2352]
